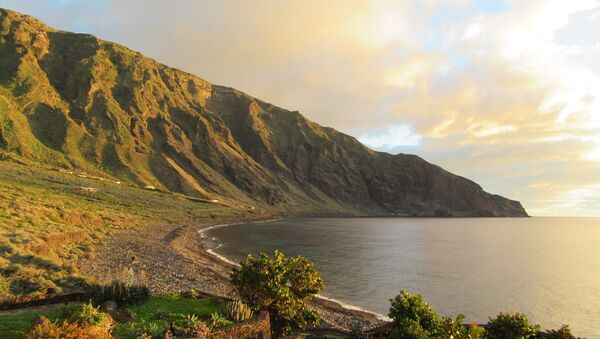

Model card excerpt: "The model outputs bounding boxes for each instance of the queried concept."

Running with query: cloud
[2,0,599,215]
[359,124,422,149]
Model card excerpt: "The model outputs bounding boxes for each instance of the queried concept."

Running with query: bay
[205,217,600,337]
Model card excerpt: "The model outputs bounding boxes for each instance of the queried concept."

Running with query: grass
[0,294,222,338]
[0,307,63,338]
[0,159,246,298]
[112,294,221,338]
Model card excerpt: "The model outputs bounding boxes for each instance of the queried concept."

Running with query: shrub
[221,300,253,322]
[182,314,210,338]
[27,320,113,339]
[230,250,323,336]
[464,323,487,339]
[87,280,150,305]
[540,325,581,339]
[65,302,113,331]
[486,312,540,339]
[26,304,114,339]
[438,315,485,339]
[209,312,231,329]
[388,290,440,338]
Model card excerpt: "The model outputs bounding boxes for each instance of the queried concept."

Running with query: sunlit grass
[0,160,241,298]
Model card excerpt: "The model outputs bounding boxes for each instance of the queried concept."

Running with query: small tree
[388,290,440,339]
[230,250,324,336]
[486,312,540,339]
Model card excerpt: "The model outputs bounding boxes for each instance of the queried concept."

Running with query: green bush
[388,290,440,338]
[209,312,231,329]
[63,302,113,330]
[182,314,210,338]
[28,302,114,338]
[388,291,487,339]
[386,291,581,339]
[438,315,485,339]
[27,319,113,339]
[230,250,323,336]
[87,280,150,305]
[486,312,540,339]
[540,325,581,339]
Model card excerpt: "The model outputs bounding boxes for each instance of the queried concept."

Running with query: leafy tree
[230,250,323,336]
[388,290,440,338]
[486,312,540,339]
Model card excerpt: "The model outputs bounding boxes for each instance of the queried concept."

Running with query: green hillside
[0,8,527,218]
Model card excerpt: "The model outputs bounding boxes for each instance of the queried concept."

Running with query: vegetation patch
[112,294,222,338]
[0,161,242,299]
[0,293,222,339]
[386,290,583,339]
[231,250,323,337]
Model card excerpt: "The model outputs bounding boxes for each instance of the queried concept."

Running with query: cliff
[0,8,527,217]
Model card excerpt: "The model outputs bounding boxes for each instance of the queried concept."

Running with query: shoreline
[79,216,388,331]
[200,219,392,322]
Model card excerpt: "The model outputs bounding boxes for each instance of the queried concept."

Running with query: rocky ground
[78,218,388,332]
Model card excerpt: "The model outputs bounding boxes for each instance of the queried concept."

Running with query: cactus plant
[221,300,254,322]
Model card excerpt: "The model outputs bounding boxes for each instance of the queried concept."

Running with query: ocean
[204,217,600,337]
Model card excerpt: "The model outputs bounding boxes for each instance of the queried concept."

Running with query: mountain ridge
[0,8,527,217]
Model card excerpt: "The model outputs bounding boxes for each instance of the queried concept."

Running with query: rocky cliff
[0,8,527,217]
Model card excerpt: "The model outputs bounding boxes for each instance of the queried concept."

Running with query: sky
[2,0,600,216]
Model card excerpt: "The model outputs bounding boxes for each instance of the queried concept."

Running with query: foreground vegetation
[387,290,582,339]
[0,292,232,338]
[0,160,249,299]
[231,250,324,336]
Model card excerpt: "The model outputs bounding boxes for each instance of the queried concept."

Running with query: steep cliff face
[0,8,527,217]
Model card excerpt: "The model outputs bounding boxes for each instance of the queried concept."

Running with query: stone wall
[209,310,271,339]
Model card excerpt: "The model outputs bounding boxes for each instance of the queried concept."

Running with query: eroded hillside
[0,8,527,217]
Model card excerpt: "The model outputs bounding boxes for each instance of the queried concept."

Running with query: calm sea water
[205,217,600,337]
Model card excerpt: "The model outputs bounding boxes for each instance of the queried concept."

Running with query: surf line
[199,218,391,321]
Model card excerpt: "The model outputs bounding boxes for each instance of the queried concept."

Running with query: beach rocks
[79,222,386,333]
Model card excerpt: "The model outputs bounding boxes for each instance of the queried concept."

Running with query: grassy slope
[0,294,222,338]
[0,158,257,299]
